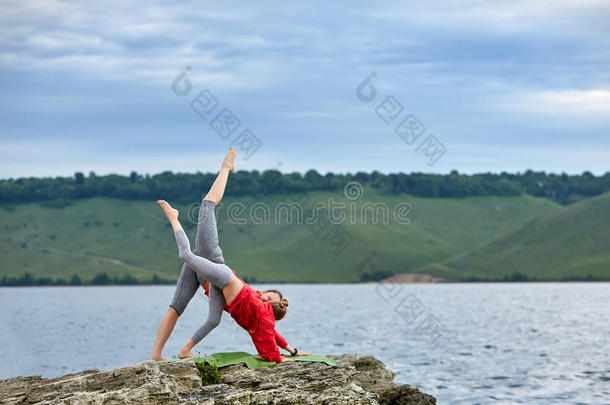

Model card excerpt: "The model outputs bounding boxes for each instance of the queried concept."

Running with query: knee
[210,247,225,264]
[168,304,184,317]
[201,249,224,265]
[178,249,190,263]
[220,266,233,285]
[207,316,221,329]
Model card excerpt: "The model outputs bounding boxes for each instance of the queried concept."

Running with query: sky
[1,0,609,178]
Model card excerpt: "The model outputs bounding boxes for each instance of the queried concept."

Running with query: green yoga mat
[158,352,336,369]
[201,351,336,369]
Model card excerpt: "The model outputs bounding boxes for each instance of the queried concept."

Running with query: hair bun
[280,298,289,308]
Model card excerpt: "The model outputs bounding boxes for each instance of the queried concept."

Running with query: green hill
[0,188,570,283]
[419,192,610,280]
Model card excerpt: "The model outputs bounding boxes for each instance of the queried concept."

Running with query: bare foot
[157,200,179,221]
[150,355,168,361]
[222,147,237,172]
[178,350,196,359]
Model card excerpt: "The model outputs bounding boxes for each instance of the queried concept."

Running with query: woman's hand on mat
[296,351,312,356]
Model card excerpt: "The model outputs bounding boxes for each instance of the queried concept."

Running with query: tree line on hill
[0,272,175,286]
[1,169,608,205]
[1,270,603,286]
[0,272,271,286]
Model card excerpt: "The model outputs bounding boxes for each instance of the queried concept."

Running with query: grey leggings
[168,200,232,345]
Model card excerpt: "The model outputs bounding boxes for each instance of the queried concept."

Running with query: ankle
[171,220,183,232]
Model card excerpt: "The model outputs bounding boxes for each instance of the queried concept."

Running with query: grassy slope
[422,192,610,279]
[0,189,562,282]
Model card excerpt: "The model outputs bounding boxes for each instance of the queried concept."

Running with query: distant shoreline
[1,276,608,287]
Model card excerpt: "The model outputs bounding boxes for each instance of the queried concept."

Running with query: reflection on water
[1,283,608,404]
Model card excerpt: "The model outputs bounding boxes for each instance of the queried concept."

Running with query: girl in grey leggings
[149,148,237,361]
[149,148,299,360]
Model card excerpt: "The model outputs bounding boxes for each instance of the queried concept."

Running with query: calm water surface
[1,283,608,404]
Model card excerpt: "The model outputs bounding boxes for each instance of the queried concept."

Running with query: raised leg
[157,201,233,289]
[175,229,234,290]
[193,148,236,266]
[202,147,235,205]
[194,201,225,267]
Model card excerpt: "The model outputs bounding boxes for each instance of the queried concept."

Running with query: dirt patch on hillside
[379,273,447,283]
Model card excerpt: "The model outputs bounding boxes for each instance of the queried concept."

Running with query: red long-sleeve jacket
[202,272,287,363]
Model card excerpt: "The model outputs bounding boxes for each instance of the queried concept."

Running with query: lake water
[1,283,608,404]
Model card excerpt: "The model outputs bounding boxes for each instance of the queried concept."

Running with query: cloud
[0,0,274,90]
[494,88,610,116]
[364,0,610,35]
[24,31,122,53]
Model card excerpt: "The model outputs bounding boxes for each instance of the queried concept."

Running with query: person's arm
[283,344,297,356]
[274,329,288,349]
[252,317,285,363]
[283,344,312,356]
[274,329,312,356]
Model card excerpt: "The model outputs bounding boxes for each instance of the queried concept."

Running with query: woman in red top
[150,148,310,362]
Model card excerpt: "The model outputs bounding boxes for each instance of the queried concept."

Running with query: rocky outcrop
[0,354,435,404]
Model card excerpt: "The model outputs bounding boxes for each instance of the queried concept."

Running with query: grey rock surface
[0,354,436,404]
